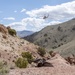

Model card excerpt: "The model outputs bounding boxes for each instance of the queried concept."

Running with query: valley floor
[9,65,75,75]
[9,54,75,75]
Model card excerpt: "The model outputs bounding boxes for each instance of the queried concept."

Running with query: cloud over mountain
[26,1,75,20]
[3,17,15,20]
[7,1,75,31]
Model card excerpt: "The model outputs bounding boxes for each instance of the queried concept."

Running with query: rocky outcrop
[0,24,8,34]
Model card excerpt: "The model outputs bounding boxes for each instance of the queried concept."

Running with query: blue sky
[0,0,75,31]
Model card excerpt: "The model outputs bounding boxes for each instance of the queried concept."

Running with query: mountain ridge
[24,18,75,57]
[17,30,34,38]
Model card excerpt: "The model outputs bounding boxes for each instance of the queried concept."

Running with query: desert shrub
[49,51,56,57]
[44,34,47,37]
[3,61,7,65]
[44,38,48,42]
[0,62,9,75]
[38,47,46,57]
[15,58,28,68]
[2,35,7,39]
[72,25,75,30]
[54,39,57,43]
[8,28,16,36]
[52,46,57,49]
[49,51,53,55]
[0,62,3,69]
[21,52,33,64]
[58,44,61,47]
[57,26,63,32]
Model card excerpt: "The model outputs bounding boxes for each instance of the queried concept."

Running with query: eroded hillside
[0,24,41,68]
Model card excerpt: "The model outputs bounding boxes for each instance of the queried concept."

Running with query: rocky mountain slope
[24,18,75,57]
[0,24,75,75]
[0,24,41,68]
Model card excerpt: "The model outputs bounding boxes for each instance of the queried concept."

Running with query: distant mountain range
[24,18,75,57]
[17,30,34,37]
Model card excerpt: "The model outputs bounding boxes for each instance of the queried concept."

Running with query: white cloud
[44,21,61,25]
[6,18,45,31]
[3,17,15,20]
[21,8,26,13]
[26,1,75,20]
[7,17,61,31]
[7,22,26,31]
[6,1,75,31]
[22,18,45,28]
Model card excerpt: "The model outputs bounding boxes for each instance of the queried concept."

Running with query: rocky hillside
[0,24,75,75]
[9,54,75,75]
[0,24,42,68]
[24,18,75,57]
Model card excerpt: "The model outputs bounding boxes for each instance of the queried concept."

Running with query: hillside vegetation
[0,24,42,69]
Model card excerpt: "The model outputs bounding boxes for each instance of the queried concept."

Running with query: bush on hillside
[49,51,56,57]
[15,58,28,68]
[0,62,9,75]
[44,34,47,37]
[38,47,46,57]
[8,28,16,36]
[21,52,33,64]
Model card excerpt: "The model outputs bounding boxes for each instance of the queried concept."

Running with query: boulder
[33,58,53,67]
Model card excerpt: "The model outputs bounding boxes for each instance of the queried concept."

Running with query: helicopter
[43,14,49,19]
